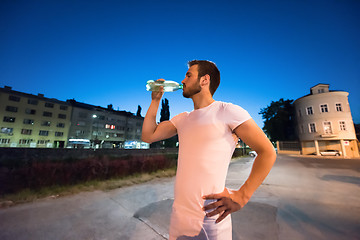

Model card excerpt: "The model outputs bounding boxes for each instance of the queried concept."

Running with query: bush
[0,152,177,195]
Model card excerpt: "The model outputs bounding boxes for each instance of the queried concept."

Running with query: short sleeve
[224,103,252,130]
[170,112,188,129]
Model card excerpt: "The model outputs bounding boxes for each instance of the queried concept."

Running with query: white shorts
[169,206,232,240]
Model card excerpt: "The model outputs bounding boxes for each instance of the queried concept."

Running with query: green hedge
[0,147,246,195]
[0,153,177,195]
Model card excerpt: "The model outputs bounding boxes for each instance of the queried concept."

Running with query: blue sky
[1,0,359,127]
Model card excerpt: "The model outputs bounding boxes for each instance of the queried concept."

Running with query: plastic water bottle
[146,80,183,92]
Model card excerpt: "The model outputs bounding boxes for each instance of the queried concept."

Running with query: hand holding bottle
[150,79,165,101]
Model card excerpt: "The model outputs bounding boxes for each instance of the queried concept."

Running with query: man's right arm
[141,83,177,143]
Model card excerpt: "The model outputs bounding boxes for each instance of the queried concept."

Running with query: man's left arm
[203,118,277,223]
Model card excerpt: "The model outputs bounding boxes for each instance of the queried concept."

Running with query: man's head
[187,60,220,96]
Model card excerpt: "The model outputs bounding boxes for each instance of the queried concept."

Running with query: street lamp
[92,114,100,149]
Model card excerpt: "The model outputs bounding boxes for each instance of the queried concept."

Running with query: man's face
[182,65,202,98]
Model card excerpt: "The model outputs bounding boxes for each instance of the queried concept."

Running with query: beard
[182,81,201,98]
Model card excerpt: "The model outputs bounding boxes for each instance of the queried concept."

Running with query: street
[0,154,359,240]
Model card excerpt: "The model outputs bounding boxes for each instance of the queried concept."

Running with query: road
[0,154,359,240]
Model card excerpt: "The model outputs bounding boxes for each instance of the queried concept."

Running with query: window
[105,132,114,138]
[57,123,65,128]
[318,89,325,93]
[1,127,13,134]
[9,95,20,102]
[28,99,38,105]
[117,126,125,131]
[25,108,36,115]
[41,121,51,126]
[45,102,54,108]
[298,109,302,117]
[336,103,343,112]
[43,111,52,117]
[309,123,316,133]
[60,105,68,110]
[93,131,102,136]
[93,123,103,128]
[320,104,328,113]
[19,139,33,145]
[23,119,34,125]
[0,139,10,144]
[55,132,64,137]
[37,140,50,145]
[76,130,85,136]
[3,116,15,123]
[6,106,18,112]
[323,121,332,134]
[105,124,116,129]
[339,121,346,131]
[21,129,32,135]
[306,106,313,115]
[58,114,66,119]
[39,130,49,136]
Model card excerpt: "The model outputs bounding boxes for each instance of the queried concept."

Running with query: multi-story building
[0,86,147,149]
[0,86,72,148]
[67,100,146,149]
[293,84,359,157]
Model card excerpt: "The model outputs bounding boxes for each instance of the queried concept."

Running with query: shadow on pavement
[320,175,360,186]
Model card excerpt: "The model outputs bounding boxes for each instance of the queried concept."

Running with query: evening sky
[1,0,359,127]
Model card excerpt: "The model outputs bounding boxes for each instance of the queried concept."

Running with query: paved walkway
[0,155,359,240]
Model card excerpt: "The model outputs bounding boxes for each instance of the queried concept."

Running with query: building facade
[67,100,146,149]
[0,86,147,149]
[293,84,359,157]
[0,86,72,148]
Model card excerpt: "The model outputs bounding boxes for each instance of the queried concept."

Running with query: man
[142,60,276,239]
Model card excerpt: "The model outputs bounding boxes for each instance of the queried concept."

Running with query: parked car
[249,151,257,157]
[320,150,341,156]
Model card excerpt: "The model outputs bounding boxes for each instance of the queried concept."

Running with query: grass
[0,167,176,207]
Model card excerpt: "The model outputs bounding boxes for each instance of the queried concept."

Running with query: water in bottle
[146,80,183,92]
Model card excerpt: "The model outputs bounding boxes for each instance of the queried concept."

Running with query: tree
[151,98,178,148]
[354,123,360,141]
[160,98,170,122]
[259,98,296,142]
[136,105,142,117]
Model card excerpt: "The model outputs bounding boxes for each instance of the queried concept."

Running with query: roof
[0,86,70,105]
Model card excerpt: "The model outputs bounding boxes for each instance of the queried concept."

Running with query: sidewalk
[0,155,359,240]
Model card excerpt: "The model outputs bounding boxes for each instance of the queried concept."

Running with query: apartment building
[0,86,72,148]
[293,84,359,157]
[67,100,145,149]
[0,86,146,149]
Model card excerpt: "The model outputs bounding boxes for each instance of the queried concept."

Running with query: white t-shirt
[169,101,251,239]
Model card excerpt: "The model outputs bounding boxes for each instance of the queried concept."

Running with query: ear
[200,74,210,87]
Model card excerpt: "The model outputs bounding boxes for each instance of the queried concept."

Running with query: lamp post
[92,114,100,149]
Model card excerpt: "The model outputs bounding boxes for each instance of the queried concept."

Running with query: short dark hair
[188,60,220,96]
